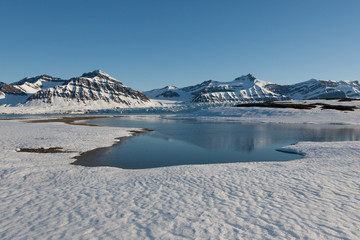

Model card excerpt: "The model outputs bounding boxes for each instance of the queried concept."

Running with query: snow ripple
[0,120,359,239]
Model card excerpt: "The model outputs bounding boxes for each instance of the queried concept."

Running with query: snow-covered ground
[169,100,360,125]
[0,98,165,114]
[1,115,360,239]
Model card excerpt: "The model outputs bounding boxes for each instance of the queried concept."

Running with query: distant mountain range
[145,74,288,103]
[145,74,360,103]
[268,79,360,100]
[1,70,360,110]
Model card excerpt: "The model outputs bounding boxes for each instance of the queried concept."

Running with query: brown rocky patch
[235,102,358,111]
[26,116,110,126]
[16,147,73,153]
[129,128,154,134]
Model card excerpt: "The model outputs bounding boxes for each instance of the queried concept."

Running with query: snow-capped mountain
[2,70,360,113]
[145,85,179,98]
[0,82,4,99]
[0,83,29,106]
[144,74,288,103]
[12,74,66,94]
[146,75,360,103]
[26,70,151,107]
[0,74,66,106]
[268,79,360,100]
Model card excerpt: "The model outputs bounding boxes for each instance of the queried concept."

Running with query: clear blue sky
[1,0,359,90]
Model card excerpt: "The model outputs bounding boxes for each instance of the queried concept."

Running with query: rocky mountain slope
[145,75,360,103]
[0,75,67,106]
[0,82,4,99]
[268,79,360,100]
[25,70,151,107]
[12,75,66,94]
[145,74,288,103]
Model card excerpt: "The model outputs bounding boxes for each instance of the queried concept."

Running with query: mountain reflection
[77,117,360,169]
[153,122,360,152]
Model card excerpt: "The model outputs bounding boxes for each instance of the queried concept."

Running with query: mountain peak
[81,70,114,80]
[13,74,61,86]
[234,74,256,82]
[22,74,53,81]
[203,80,217,84]
[162,85,178,90]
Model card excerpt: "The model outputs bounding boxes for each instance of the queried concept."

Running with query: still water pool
[72,116,360,169]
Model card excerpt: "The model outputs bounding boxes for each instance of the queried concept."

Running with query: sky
[1,0,360,91]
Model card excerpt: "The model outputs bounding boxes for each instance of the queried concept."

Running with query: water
[72,116,360,169]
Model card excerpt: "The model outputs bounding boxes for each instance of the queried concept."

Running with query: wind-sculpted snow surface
[0,119,359,239]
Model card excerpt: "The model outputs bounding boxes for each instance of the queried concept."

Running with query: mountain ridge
[1,70,360,109]
[145,74,360,103]
[144,74,288,103]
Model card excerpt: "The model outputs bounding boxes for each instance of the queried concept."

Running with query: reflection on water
[73,116,360,169]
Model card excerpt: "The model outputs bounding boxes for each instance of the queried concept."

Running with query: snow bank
[0,119,359,239]
[0,98,164,114]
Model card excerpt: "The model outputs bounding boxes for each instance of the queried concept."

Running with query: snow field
[170,101,360,125]
[0,119,359,239]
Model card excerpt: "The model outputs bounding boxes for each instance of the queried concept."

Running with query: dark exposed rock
[156,91,180,98]
[182,80,218,93]
[233,74,256,82]
[235,102,358,111]
[0,84,27,95]
[16,147,72,153]
[80,70,116,82]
